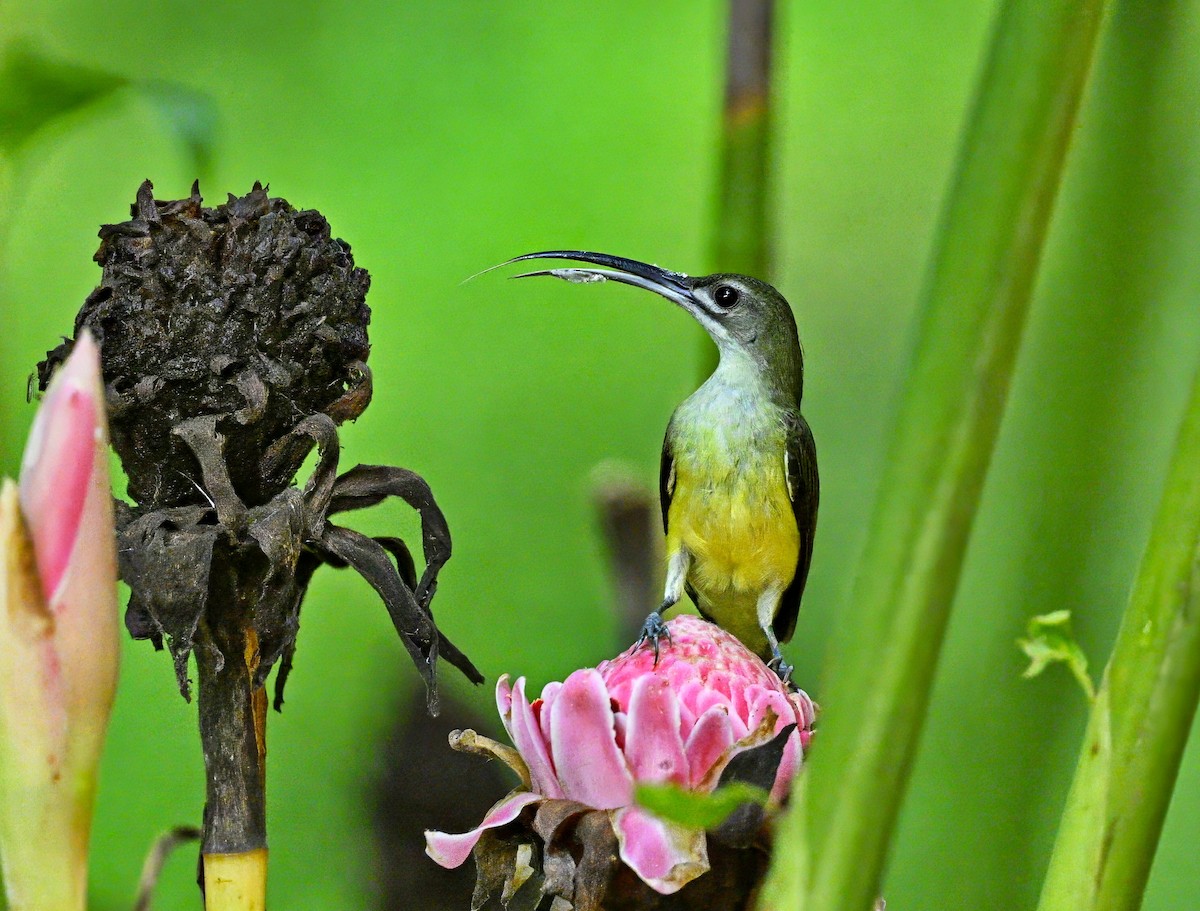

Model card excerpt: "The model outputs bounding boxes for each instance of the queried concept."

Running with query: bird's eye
[714,285,740,308]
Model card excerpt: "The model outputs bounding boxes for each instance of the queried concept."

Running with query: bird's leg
[637,547,691,663]
[757,587,794,687]
[766,638,795,688]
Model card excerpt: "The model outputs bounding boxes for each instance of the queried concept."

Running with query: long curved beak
[497,250,697,311]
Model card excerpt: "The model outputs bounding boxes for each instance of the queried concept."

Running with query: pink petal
[508,677,563,798]
[746,687,794,736]
[727,706,749,741]
[791,689,818,731]
[18,332,119,751]
[624,676,688,786]
[684,706,734,787]
[548,668,632,808]
[727,677,749,721]
[676,696,696,741]
[537,680,562,745]
[663,659,696,693]
[424,791,542,869]
[694,707,783,791]
[496,673,514,725]
[683,683,728,721]
[605,676,633,709]
[706,670,733,701]
[613,711,627,751]
[611,806,708,894]
[771,729,802,802]
[19,334,101,604]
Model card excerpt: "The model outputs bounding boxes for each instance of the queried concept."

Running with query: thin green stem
[760,1,1110,908]
[1038,363,1200,911]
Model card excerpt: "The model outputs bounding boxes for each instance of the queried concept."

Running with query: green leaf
[634,781,770,831]
[139,80,218,182]
[0,41,129,156]
[758,771,812,911]
[0,43,216,179]
[1019,610,1096,701]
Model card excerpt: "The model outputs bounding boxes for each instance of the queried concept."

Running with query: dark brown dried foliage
[37,182,479,855]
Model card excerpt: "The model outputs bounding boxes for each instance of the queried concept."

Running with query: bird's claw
[635,611,672,665]
[768,652,796,689]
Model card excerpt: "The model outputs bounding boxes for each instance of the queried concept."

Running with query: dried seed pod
[37,182,479,861]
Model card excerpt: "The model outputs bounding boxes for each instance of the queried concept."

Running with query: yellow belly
[665,459,799,652]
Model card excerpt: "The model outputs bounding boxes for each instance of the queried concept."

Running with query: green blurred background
[1,1,1199,908]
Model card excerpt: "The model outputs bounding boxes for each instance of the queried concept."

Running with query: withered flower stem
[197,601,268,855]
[38,182,480,894]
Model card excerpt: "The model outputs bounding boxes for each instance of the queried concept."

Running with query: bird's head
[497,250,804,395]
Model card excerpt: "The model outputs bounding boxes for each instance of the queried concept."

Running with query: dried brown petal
[466,795,772,911]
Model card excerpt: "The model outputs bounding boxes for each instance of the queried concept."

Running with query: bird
[500,250,818,680]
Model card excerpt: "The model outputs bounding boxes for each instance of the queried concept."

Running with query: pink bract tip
[19,333,104,603]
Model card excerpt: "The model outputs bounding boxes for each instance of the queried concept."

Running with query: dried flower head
[38,180,477,709]
[40,180,370,508]
[39,181,368,504]
[426,616,816,910]
[37,182,479,859]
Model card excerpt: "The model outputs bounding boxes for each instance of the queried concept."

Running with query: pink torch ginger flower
[426,615,816,895]
[0,333,118,911]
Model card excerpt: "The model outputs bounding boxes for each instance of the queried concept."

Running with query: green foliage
[634,781,770,830]
[765,0,1112,908]
[0,42,215,188]
[138,81,218,183]
[1039,364,1200,911]
[1,2,1198,910]
[1037,686,1115,911]
[1019,610,1095,701]
[0,42,128,156]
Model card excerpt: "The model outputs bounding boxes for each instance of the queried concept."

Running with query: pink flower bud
[426,616,817,897]
[0,332,118,911]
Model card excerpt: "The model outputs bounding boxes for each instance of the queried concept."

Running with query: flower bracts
[427,616,816,909]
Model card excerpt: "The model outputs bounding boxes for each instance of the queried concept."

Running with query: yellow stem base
[203,850,267,911]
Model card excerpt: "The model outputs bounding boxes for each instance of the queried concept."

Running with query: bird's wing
[659,430,702,610]
[774,412,819,644]
[658,430,675,534]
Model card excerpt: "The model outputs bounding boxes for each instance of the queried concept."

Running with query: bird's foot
[767,651,795,689]
[635,610,672,665]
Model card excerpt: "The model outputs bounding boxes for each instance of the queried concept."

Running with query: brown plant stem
[196,587,269,907]
[715,0,774,278]
[197,620,267,855]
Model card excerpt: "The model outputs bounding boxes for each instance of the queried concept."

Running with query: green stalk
[713,0,773,279]
[705,0,775,374]
[1038,363,1200,911]
[759,1,1110,908]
